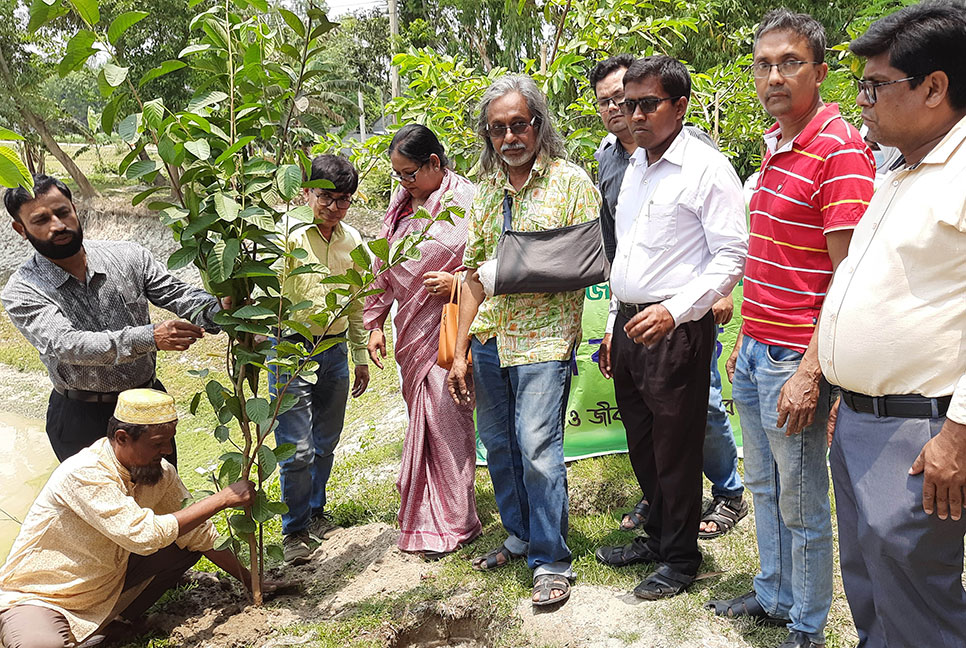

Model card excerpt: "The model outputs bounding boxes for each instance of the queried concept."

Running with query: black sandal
[470,544,525,571]
[704,590,790,626]
[619,496,650,530]
[699,495,749,540]
[532,573,571,607]
[595,536,661,567]
[633,563,694,600]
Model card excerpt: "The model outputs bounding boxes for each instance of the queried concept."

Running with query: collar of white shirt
[628,126,688,171]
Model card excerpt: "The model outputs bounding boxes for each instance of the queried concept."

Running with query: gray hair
[475,74,567,174]
[754,8,827,63]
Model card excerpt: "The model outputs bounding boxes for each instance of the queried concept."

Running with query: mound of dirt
[136,523,451,647]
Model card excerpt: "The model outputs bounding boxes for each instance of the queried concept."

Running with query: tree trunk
[24,110,99,199]
[0,43,98,198]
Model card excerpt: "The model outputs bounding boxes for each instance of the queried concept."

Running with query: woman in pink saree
[364,125,481,558]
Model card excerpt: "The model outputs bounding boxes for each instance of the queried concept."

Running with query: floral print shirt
[463,156,601,367]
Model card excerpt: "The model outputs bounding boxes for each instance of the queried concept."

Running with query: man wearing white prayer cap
[0,389,269,648]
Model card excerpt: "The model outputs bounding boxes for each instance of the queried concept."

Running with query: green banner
[477,283,744,463]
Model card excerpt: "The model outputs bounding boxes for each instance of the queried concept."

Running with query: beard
[130,461,164,485]
[500,142,536,168]
[25,224,84,260]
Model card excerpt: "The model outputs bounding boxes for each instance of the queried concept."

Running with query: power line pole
[388,0,400,99]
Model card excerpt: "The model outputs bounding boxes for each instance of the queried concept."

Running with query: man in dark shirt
[591,54,637,264]
[590,56,748,540]
[1,176,222,461]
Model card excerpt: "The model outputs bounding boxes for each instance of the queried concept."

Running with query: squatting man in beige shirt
[0,389,282,648]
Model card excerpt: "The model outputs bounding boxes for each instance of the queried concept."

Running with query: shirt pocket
[641,202,678,250]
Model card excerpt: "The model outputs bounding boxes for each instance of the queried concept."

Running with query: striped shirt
[742,103,875,351]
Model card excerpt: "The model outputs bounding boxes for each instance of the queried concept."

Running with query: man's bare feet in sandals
[619,496,650,531]
[470,544,525,571]
[532,574,571,607]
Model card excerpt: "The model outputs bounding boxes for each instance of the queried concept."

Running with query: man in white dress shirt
[819,3,966,646]
[593,55,747,599]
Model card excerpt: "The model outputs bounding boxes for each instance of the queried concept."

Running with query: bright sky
[325,0,388,18]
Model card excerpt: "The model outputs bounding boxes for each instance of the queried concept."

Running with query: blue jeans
[705,328,743,499]
[471,336,572,578]
[732,336,832,643]
[269,341,350,535]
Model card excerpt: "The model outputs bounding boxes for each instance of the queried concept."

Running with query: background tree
[0,0,99,196]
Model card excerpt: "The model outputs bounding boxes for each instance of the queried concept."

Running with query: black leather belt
[55,377,157,403]
[617,301,660,320]
[841,389,951,419]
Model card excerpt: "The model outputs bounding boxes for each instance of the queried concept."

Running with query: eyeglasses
[390,162,424,183]
[618,96,682,116]
[486,116,537,139]
[749,60,821,78]
[596,94,624,110]
[855,75,923,105]
[311,189,352,209]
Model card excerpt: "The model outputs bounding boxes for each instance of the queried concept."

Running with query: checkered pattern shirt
[1,240,219,393]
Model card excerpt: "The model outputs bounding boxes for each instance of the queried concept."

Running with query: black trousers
[612,311,714,575]
[45,379,175,464]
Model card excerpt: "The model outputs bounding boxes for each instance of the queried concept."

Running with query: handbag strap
[502,190,513,233]
[448,270,462,305]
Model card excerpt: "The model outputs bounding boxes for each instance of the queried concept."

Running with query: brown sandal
[470,544,525,571]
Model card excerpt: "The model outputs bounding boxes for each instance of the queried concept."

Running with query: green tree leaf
[142,98,164,129]
[219,455,242,484]
[157,136,183,166]
[367,238,390,262]
[229,513,256,536]
[139,60,187,87]
[187,90,229,113]
[256,445,277,479]
[350,245,371,271]
[275,164,303,202]
[167,246,198,271]
[252,490,275,523]
[101,98,120,135]
[207,238,239,283]
[278,8,305,37]
[213,194,239,223]
[108,10,149,45]
[132,186,165,207]
[116,113,141,145]
[0,128,25,141]
[178,43,212,57]
[245,397,270,424]
[125,160,157,180]
[233,305,275,320]
[214,425,230,442]
[102,63,129,87]
[286,205,314,223]
[206,380,226,410]
[68,0,100,26]
[185,139,211,161]
[274,443,297,462]
[189,391,202,415]
[0,147,32,190]
[266,543,284,561]
[213,136,256,166]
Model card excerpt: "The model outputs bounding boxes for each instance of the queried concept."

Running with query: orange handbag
[437,271,471,369]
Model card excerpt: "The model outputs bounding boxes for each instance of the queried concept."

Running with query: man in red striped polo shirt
[705,9,874,648]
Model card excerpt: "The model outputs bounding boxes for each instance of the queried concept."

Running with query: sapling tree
[32,0,451,605]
